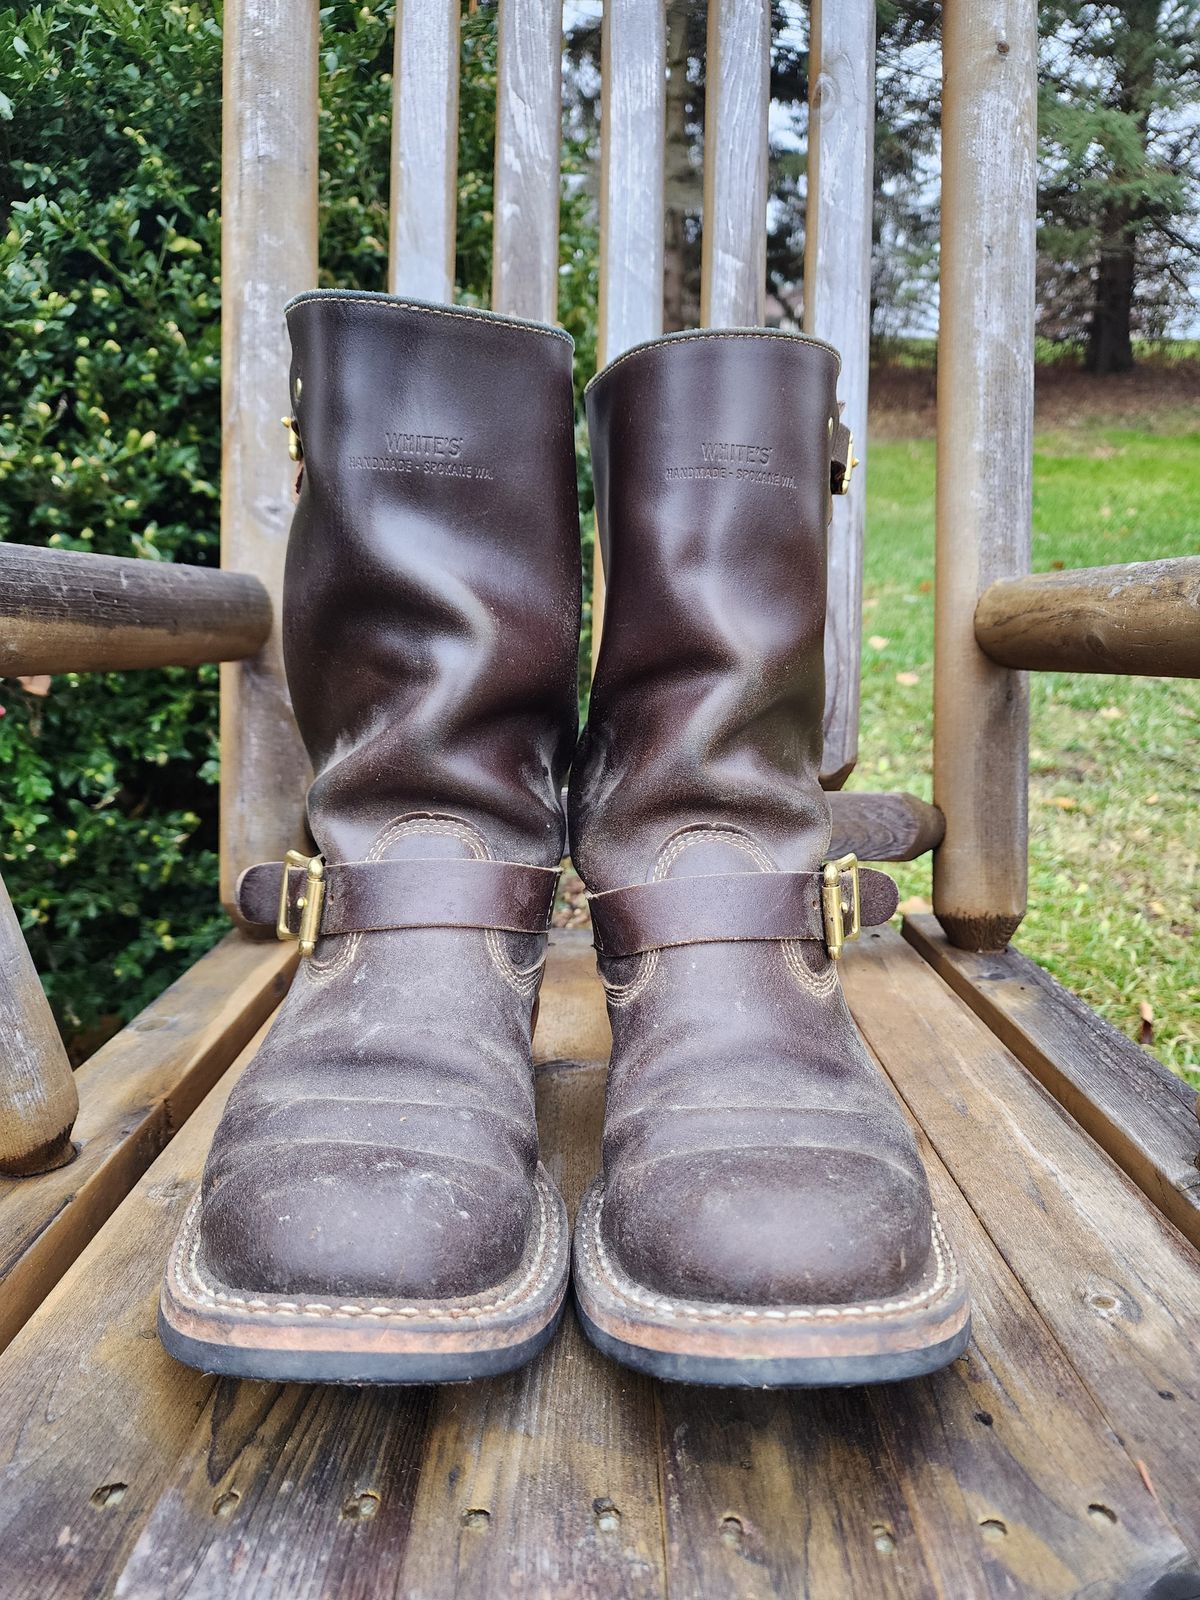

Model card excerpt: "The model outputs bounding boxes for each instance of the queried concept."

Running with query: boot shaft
[573,330,842,889]
[282,291,581,867]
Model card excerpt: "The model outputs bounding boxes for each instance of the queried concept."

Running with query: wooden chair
[2,1,1199,1591]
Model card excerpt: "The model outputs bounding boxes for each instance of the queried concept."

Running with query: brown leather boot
[569,331,970,1386]
[160,292,581,1383]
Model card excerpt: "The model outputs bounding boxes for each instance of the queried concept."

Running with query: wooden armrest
[0,544,272,676]
[975,557,1200,678]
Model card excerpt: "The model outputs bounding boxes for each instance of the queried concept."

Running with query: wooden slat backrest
[389,0,461,300]
[805,0,875,788]
[215,0,880,895]
[492,0,564,321]
[591,0,667,664]
[219,0,319,911]
[699,0,771,328]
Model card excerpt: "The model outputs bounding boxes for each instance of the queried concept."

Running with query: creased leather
[570,330,936,1310]
[195,291,581,1301]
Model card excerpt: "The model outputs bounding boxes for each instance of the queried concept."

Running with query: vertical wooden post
[700,0,770,327]
[0,875,77,1175]
[804,0,874,790]
[219,0,319,914]
[933,0,1036,951]
[388,0,461,301]
[592,0,667,669]
[492,0,563,323]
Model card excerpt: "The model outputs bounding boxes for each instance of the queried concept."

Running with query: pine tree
[1039,1,1200,372]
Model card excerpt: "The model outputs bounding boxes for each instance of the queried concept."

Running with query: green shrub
[0,0,598,1055]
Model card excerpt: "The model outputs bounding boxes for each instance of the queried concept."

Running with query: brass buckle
[281,414,302,462]
[833,432,859,495]
[822,853,861,961]
[276,849,325,958]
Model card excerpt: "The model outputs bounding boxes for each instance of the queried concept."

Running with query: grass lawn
[853,420,1199,1083]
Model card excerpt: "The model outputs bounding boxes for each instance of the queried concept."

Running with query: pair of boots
[159,292,969,1388]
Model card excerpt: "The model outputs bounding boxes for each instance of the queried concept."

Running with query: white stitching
[286,293,571,347]
[305,815,545,994]
[169,1170,561,1324]
[585,328,842,393]
[781,936,840,998]
[581,1184,957,1325]
[599,827,774,1006]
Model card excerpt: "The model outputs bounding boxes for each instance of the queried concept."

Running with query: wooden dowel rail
[933,0,1037,952]
[0,871,78,1178]
[975,557,1200,679]
[0,545,271,677]
[828,790,945,864]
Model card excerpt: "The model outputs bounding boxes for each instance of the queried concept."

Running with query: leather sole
[572,1179,971,1388]
[159,1164,570,1385]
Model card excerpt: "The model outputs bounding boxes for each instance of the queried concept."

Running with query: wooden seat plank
[904,912,1200,1251]
[842,928,1200,1560]
[5,939,1200,1595]
[653,1072,1194,1598]
[0,1024,271,1598]
[114,1381,436,1600]
[0,934,294,1352]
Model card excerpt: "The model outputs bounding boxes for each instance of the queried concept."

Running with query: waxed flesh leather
[197,292,581,1301]
[570,331,936,1308]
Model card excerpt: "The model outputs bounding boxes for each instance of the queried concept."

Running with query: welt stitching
[584,1186,956,1325]
[172,1174,559,1323]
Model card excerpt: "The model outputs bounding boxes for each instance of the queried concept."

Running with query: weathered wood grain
[933,0,1037,951]
[700,0,770,327]
[532,929,611,1065]
[904,913,1200,1251]
[397,1062,666,1600]
[829,791,945,863]
[805,0,875,789]
[219,0,318,913]
[0,1026,270,1597]
[975,557,1200,678]
[843,928,1200,1559]
[388,0,460,301]
[0,545,272,676]
[656,1100,1194,1598]
[492,0,563,323]
[113,1382,436,1600]
[0,869,77,1176]
[0,934,294,1352]
[592,0,667,669]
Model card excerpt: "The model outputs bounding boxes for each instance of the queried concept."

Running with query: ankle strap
[238,853,560,956]
[587,859,897,961]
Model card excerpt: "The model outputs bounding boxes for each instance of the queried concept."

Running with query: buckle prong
[822,852,861,961]
[277,848,326,957]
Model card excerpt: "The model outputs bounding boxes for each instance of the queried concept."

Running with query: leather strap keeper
[238,857,560,939]
[588,868,899,958]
